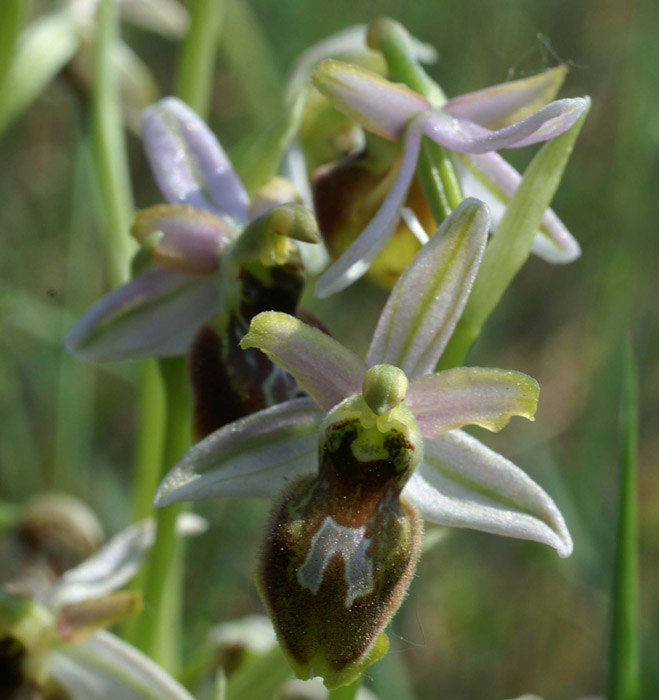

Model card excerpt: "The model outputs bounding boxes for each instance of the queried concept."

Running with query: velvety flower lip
[66,97,314,362]
[155,198,573,559]
[311,59,589,297]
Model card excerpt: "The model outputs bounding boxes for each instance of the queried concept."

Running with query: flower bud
[4,494,105,596]
[258,395,423,689]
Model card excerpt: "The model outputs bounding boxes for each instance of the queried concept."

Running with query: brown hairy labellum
[189,265,307,438]
[258,396,423,689]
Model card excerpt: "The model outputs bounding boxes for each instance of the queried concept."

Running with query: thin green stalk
[174,0,224,117]
[328,680,361,700]
[51,115,98,492]
[225,645,292,699]
[128,0,225,668]
[130,361,166,521]
[87,0,170,651]
[0,0,25,112]
[129,0,226,668]
[133,358,191,672]
[608,337,640,700]
[370,18,463,222]
[91,0,135,287]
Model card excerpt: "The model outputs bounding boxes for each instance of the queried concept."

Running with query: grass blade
[608,336,640,700]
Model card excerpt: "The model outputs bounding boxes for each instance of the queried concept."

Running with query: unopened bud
[18,494,104,576]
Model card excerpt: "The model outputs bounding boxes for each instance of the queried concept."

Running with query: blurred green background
[1,0,657,698]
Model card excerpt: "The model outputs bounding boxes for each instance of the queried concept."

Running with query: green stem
[0,0,25,114]
[90,0,135,287]
[328,679,361,700]
[131,361,166,521]
[51,113,98,492]
[369,18,462,223]
[608,337,640,700]
[133,358,191,672]
[174,0,224,117]
[129,0,225,669]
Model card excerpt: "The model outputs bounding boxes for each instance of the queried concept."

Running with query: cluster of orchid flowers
[2,17,589,697]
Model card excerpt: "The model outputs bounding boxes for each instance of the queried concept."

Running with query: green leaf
[0,10,79,135]
[439,100,591,368]
[608,336,640,700]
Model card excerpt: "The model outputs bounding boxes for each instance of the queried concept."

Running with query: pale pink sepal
[131,205,233,274]
[443,65,568,129]
[142,97,250,221]
[155,398,323,506]
[311,59,431,141]
[419,97,589,154]
[44,514,207,608]
[65,267,219,361]
[403,430,573,557]
[367,198,489,379]
[406,367,539,437]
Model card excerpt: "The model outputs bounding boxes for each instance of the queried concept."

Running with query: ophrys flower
[66,97,320,436]
[155,199,572,688]
[311,53,589,296]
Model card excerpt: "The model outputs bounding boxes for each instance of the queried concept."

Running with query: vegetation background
[0,0,657,698]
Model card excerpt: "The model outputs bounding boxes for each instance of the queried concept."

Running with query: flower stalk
[368,18,463,221]
[91,0,135,288]
[128,0,225,671]
[608,338,640,700]
[174,0,224,118]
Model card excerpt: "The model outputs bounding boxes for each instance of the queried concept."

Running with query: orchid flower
[154,199,572,688]
[311,58,590,296]
[0,514,205,700]
[65,97,320,435]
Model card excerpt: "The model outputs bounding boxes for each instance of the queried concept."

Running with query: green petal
[406,367,539,436]
[241,312,366,411]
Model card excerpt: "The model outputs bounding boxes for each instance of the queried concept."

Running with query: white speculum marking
[297,516,373,607]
